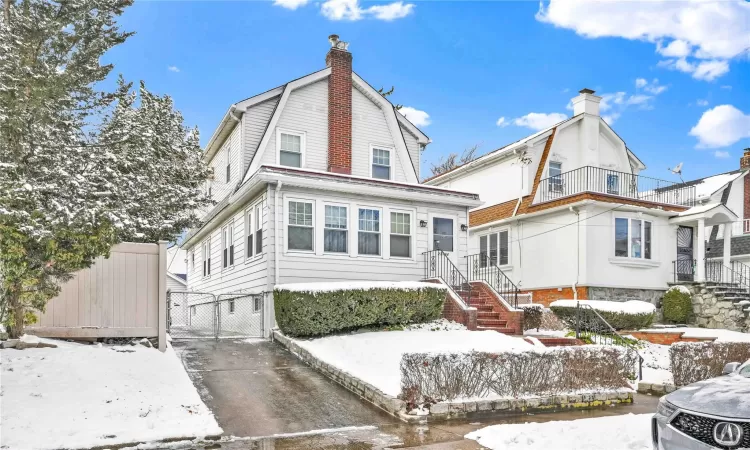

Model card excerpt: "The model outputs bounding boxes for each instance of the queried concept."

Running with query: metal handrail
[672,259,696,283]
[706,259,750,288]
[423,250,472,306]
[537,165,696,207]
[575,302,644,380]
[466,252,520,309]
[730,260,750,288]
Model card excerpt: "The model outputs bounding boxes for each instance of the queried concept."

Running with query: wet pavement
[173,339,661,449]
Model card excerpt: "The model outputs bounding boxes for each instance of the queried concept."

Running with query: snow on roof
[692,170,743,199]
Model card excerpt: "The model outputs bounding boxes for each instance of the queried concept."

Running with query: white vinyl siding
[243,96,280,175]
[400,124,421,179]
[352,87,407,181]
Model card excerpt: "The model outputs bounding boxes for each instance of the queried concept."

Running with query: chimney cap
[579,88,596,95]
[328,34,349,51]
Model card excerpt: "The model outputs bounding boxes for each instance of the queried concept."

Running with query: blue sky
[107,0,749,181]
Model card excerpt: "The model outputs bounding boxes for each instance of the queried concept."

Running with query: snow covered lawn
[638,341,673,385]
[293,321,534,397]
[465,413,652,450]
[639,327,750,342]
[1,339,222,450]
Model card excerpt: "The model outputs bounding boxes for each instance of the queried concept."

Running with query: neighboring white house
[180,35,482,336]
[426,89,748,306]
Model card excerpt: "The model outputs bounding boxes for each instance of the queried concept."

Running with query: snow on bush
[668,285,691,295]
[550,300,655,330]
[400,346,638,405]
[670,341,750,386]
[274,283,446,336]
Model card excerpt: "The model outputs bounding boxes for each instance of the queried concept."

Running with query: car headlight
[657,398,677,418]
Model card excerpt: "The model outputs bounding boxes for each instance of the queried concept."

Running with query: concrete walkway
[173,339,660,449]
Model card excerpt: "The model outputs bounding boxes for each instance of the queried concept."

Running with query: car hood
[666,375,750,419]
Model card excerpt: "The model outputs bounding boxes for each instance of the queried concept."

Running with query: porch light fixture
[419,220,427,228]
[461,224,468,232]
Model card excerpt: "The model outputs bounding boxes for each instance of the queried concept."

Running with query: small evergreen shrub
[550,300,655,330]
[274,284,446,337]
[662,287,693,323]
[520,304,543,331]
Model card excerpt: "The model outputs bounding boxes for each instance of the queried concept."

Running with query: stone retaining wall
[681,283,750,332]
[637,382,676,396]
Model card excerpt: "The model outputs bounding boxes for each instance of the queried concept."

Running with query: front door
[676,226,694,281]
[431,215,457,264]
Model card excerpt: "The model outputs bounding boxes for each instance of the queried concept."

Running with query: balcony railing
[537,166,697,207]
[716,219,750,239]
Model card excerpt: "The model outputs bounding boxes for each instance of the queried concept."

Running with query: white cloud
[635,78,648,89]
[512,112,568,131]
[536,0,749,80]
[167,66,180,73]
[639,78,668,95]
[696,99,709,107]
[273,0,309,9]
[714,150,730,159]
[399,106,430,127]
[496,117,509,127]
[602,113,621,125]
[318,0,414,20]
[689,105,750,148]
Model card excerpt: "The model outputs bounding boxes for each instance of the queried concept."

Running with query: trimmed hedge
[274,286,445,337]
[662,288,693,323]
[521,304,543,331]
[670,341,750,386]
[550,303,654,330]
[400,346,637,404]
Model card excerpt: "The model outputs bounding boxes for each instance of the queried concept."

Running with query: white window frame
[276,128,306,168]
[370,145,394,181]
[190,250,195,272]
[245,207,254,260]
[548,161,563,192]
[225,146,232,182]
[253,296,262,313]
[255,201,264,256]
[613,216,653,260]
[323,202,349,254]
[478,229,510,267]
[202,239,211,278]
[228,300,235,314]
[429,213,458,255]
[285,197,315,253]
[221,222,234,270]
[357,205,383,257]
[388,209,413,259]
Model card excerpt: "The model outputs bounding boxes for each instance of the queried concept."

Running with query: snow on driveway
[294,325,533,397]
[1,340,222,450]
[465,413,652,450]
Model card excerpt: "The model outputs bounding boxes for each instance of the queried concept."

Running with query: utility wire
[508,203,626,245]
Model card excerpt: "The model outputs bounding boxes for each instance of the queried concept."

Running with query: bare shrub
[670,341,750,386]
[400,346,637,403]
[539,308,567,331]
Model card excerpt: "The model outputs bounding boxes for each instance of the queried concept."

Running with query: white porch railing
[716,219,750,239]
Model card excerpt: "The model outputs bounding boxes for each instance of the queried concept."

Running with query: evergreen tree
[0,0,212,337]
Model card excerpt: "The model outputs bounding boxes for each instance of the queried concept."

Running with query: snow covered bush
[670,341,750,386]
[662,287,693,324]
[274,282,446,337]
[520,304,543,331]
[550,300,655,330]
[400,346,637,404]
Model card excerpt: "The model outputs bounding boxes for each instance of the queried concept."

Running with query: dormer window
[277,129,304,168]
[371,146,392,180]
[548,161,562,192]
[226,147,232,182]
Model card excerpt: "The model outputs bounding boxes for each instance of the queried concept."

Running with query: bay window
[324,205,348,253]
[614,217,652,259]
[479,230,509,267]
[288,201,313,251]
[390,212,411,258]
[358,208,381,255]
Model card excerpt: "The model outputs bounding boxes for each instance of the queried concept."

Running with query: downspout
[274,181,283,285]
[512,149,524,217]
[229,105,242,177]
[570,206,580,300]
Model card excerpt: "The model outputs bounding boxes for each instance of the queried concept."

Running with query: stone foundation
[680,283,750,332]
[588,287,666,305]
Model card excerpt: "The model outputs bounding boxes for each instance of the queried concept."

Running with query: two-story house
[426,89,746,306]
[179,36,482,336]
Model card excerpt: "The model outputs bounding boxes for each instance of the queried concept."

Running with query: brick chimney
[326,34,352,175]
[741,148,750,170]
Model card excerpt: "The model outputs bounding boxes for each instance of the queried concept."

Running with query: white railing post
[157,240,168,352]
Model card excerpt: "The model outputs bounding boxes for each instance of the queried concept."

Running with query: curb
[637,382,677,396]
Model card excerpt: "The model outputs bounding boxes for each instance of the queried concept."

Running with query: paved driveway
[172,339,398,438]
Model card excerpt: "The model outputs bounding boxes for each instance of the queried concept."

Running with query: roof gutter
[203,104,242,163]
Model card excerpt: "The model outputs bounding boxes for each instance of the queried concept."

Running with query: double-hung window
[549,161,563,192]
[255,203,263,255]
[479,231,509,267]
[279,131,303,168]
[390,212,411,258]
[222,223,234,269]
[371,147,392,180]
[358,208,381,255]
[246,208,254,258]
[324,205,348,253]
[226,147,232,182]
[614,218,652,259]
[202,240,211,277]
[288,201,314,251]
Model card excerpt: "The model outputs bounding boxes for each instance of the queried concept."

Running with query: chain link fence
[167,291,265,339]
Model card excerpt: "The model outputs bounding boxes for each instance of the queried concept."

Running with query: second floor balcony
[537,166,697,207]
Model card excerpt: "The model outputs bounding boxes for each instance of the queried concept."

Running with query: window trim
[255,202,264,256]
[253,296,262,313]
[221,222,235,270]
[323,202,349,254]
[228,300,236,314]
[369,144,394,181]
[285,197,315,253]
[245,207,254,260]
[429,213,458,254]
[357,205,383,257]
[201,239,211,279]
[613,216,653,260]
[478,228,511,267]
[276,128,306,168]
[389,209,413,259]
[225,145,232,183]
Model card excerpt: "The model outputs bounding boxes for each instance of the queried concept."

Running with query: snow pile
[694,171,742,199]
[519,303,543,309]
[274,281,447,293]
[638,341,674,384]
[1,344,222,450]
[465,413,653,450]
[638,327,750,342]
[295,329,533,397]
[668,285,691,295]
[405,319,467,331]
[550,299,656,314]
